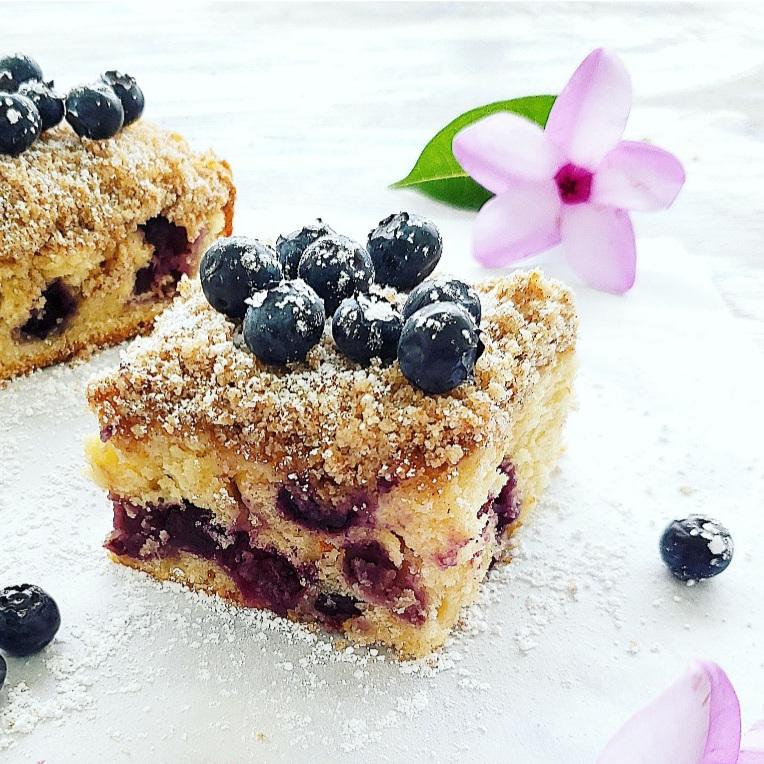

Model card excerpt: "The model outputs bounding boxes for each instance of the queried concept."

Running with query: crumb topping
[88,270,577,488]
[0,121,233,263]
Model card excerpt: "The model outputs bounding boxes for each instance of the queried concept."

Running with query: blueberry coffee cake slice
[0,54,235,381]
[86,216,576,657]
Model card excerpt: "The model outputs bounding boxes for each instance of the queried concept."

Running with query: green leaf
[391,95,556,211]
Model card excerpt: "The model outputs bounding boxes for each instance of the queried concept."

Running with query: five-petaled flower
[452,48,686,294]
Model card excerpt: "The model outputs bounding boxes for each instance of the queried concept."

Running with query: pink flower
[452,48,686,294]
[597,661,764,763]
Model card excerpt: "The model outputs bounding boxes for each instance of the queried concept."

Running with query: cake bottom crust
[108,544,495,659]
[1,304,164,382]
[0,194,234,383]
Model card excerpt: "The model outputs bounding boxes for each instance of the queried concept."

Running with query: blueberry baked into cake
[87,213,577,657]
[0,53,235,381]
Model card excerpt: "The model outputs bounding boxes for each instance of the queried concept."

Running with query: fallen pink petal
[596,661,742,764]
[452,47,686,294]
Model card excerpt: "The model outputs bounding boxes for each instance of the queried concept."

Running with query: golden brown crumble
[0,121,234,264]
[87,270,577,489]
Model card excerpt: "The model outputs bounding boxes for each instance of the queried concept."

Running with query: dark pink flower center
[555,163,593,204]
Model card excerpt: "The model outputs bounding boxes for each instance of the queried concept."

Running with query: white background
[1,3,763,762]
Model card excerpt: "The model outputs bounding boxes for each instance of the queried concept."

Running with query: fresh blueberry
[659,516,734,582]
[0,53,43,92]
[332,293,402,365]
[0,584,61,656]
[403,276,482,325]
[276,220,335,279]
[397,302,483,394]
[243,279,325,364]
[18,80,65,131]
[0,653,5,691]
[100,71,144,126]
[367,212,442,290]
[65,84,124,139]
[200,236,283,318]
[0,93,42,156]
[298,234,374,315]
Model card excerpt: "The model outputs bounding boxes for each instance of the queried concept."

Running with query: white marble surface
[2,3,764,762]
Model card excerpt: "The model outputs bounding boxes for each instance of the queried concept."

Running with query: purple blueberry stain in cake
[434,537,470,569]
[344,540,397,593]
[376,475,398,494]
[314,592,362,623]
[99,425,115,442]
[17,279,77,341]
[343,540,426,625]
[133,215,193,296]
[107,498,306,616]
[277,486,353,532]
[276,483,377,533]
[479,460,521,536]
[494,461,520,532]
[226,545,304,616]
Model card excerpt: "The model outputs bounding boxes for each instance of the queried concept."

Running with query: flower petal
[739,720,764,763]
[592,141,686,211]
[697,660,743,763]
[452,112,562,191]
[546,48,632,168]
[472,180,561,267]
[561,203,635,294]
[596,662,741,764]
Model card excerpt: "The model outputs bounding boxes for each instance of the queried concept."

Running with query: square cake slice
[0,122,235,381]
[86,270,576,657]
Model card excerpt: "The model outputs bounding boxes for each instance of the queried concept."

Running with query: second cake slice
[0,122,235,381]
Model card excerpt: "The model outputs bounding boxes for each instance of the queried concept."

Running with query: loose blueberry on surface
[200,236,283,318]
[276,220,335,279]
[65,84,124,139]
[297,234,374,315]
[0,93,42,156]
[659,516,734,582]
[100,70,144,126]
[367,212,442,290]
[18,79,65,131]
[332,293,402,365]
[397,302,483,394]
[402,275,482,325]
[0,53,43,92]
[0,653,5,691]
[0,584,61,656]
[243,279,325,365]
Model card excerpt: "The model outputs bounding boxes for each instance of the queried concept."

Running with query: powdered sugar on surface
[2,242,763,762]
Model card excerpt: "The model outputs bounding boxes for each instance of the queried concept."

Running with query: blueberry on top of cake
[0,52,43,93]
